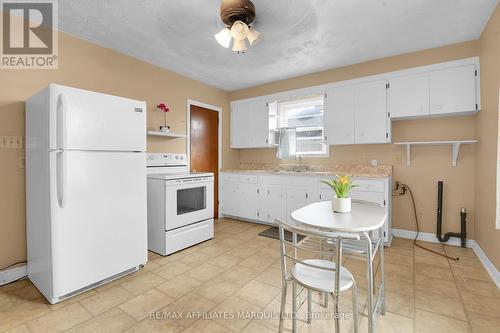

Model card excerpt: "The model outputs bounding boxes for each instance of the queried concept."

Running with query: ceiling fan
[214,0,262,53]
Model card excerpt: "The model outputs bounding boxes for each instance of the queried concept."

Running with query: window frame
[274,94,329,158]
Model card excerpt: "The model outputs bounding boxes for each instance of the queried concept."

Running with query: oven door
[164,177,214,230]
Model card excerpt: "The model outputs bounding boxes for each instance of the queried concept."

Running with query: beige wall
[0,32,238,268]
[476,4,500,270]
[229,41,480,243]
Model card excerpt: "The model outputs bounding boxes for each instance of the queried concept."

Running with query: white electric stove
[147,153,214,255]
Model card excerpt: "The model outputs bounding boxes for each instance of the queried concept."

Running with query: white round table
[291,201,387,232]
[290,200,387,333]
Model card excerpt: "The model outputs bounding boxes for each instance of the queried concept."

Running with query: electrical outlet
[18,156,25,169]
[0,136,23,149]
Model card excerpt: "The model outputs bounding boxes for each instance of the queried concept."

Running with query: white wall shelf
[394,140,478,167]
[147,131,187,138]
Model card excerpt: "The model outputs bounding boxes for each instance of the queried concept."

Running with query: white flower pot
[332,197,351,213]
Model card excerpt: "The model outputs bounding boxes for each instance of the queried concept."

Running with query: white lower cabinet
[221,180,239,217]
[266,185,287,223]
[286,186,308,223]
[238,183,259,220]
[221,172,392,244]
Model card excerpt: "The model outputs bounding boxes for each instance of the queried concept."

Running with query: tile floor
[0,218,499,333]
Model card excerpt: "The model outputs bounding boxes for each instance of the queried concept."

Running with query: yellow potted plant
[321,175,358,213]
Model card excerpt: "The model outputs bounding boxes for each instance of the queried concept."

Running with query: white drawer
[222,173,239,182]
[284,176,307,186]
[165,219,214,255]
[352,179,385,192]
[239,174,258,183]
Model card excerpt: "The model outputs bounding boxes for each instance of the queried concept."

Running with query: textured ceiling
[58,0,498,91]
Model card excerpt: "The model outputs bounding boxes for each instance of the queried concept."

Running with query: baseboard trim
[393,228,500,289]
[470,241,500,290]
[392,228,473,247]
[0,265,27,286]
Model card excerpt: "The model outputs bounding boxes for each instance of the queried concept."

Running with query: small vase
[332,197,351,213]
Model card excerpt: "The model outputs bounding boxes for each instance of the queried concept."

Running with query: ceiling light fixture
[214,0,261,53]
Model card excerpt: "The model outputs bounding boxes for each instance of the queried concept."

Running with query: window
[272,95,328,157]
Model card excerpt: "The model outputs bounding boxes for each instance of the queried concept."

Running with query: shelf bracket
[451,143,461,167]
[396,140,477,167]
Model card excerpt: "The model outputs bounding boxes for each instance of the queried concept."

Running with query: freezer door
[49,84,146,151]
[49,151,147,297]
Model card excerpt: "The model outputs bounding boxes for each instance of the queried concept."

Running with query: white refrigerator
[26,84,148,304]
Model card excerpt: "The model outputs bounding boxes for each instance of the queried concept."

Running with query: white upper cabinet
[230,98,269,148]
[388,73,430,119]
[324,85,355,145]
[429,64,478,115]
[249,99,270,147]
[230,100,249,148]
[324,81,388,145]
[355,80,389,144]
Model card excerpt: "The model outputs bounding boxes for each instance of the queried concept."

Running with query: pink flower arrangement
[157,103,170,132]
[157,103,170,112]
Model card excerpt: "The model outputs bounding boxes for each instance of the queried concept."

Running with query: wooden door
[190,105,219,219]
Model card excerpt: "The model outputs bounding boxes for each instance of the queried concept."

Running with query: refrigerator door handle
[57,94,67,149]
[56,150,66,208]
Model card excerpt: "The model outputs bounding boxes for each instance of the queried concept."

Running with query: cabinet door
[324,86,355,145]
[230,101,249,148]
[268,185,286,224]
[306,178,319,204]
[319,188,334,201]
[286,186,307,222]
[388,73,430,118]
[355,80,388,144]
[429,65,477,115]
[257,185,269,222]
[221,181,239,216]
[239,183,258,220]
[350,191,384,206]
[248,99,270,148]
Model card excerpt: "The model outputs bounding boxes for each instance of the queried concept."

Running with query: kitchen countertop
[221,164,392,178]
